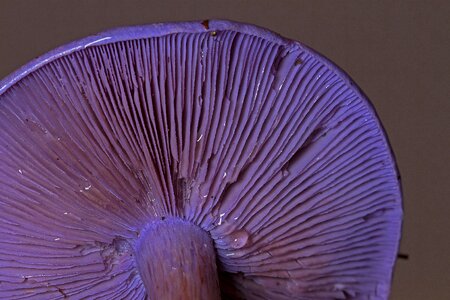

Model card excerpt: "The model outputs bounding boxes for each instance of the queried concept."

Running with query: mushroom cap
[0,20,402,299]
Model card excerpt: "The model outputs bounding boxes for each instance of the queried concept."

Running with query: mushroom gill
[0,20,402,299]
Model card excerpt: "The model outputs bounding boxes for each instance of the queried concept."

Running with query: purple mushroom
[0,20,402,299]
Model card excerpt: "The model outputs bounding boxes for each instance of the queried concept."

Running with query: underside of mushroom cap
[0,20,402,299]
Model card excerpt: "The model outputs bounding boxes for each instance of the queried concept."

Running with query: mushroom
[0,20,402,299]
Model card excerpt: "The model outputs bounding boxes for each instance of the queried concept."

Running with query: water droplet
[217,213,225,226]
[196,134,203,142]
[54,238,61,241]
[63,212,68,215]
[282,168,290,177]
[227,229,249,249]
[18,169,23,174]
[78,180,92,192]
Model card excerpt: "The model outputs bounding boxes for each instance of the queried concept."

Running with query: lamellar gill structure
[0,21,402,299]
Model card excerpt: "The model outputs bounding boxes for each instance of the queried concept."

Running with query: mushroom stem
[134,218,221,300]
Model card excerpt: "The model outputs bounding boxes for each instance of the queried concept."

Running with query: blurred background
[1,1,449,299]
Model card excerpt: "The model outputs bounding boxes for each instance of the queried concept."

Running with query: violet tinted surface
[0,20,402,299]
[135,218,220,299]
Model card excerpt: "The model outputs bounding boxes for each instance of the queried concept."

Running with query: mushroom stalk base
[134,218,220,300]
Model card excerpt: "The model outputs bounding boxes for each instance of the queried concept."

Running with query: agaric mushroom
[0,20,402,299]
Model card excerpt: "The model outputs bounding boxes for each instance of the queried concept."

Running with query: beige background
[1,1,449,299]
